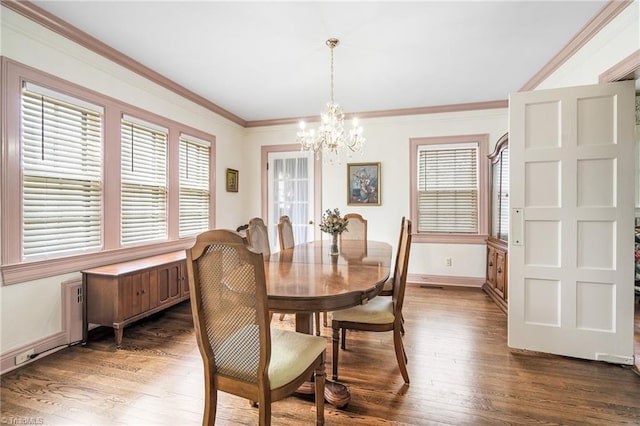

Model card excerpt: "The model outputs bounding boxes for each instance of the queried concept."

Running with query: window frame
[409,134,489,244]
[1,58,215,285]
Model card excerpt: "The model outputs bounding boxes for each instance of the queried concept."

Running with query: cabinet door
[119,272,150,320]
[131,271,151,314]
[180,262,190,296]
[495,251,506,299]
[486,246,496,287]
[158,262,181,304]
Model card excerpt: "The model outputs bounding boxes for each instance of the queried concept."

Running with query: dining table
[264,238,392,408]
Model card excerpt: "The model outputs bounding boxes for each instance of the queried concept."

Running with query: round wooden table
[264,239,392,408]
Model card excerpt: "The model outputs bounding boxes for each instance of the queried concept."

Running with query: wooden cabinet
[82,251,189,346]
[483,133,509,313]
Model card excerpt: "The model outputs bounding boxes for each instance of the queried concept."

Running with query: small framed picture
[226,168,238,192]
[347,162,380,205]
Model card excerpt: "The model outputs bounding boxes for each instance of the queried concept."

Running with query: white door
[267,150,316,251]
[508,80,636,364]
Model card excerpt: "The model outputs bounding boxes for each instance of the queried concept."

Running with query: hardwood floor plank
[2,286,639,425]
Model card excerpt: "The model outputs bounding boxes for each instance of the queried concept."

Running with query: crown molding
[599,49,640,83]
[520,0,634,92]
[2,0,247,127]
[246,100,509,128]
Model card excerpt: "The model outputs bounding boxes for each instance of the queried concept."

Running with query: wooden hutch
[483,133,509,313]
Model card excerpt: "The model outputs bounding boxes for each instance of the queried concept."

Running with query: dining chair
[381,216,405,297]
[277,215,295,251]
[185,229,326,426]
[331,217,412,384]
[340,213,367,242]
[277,215,322,336]
[322,213,368,327]
[246,217,271,259]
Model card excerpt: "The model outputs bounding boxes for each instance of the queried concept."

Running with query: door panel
[508,81,635,364]
[267,150,316,250]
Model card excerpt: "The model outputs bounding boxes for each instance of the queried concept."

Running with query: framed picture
[347,162,380,205]
[226,168,238,192]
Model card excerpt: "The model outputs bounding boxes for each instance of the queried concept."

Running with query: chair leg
[323,311,328,327]
[258,393,271,426]
[203,367,217,425]
[314,312,321,336]
[278,313,286,321]
[340,328,347,350]
[314,357,326,425]
[393,328,410,384]
[332,326,340,381]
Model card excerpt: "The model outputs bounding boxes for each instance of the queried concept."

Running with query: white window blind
[121,116,167,244]
[21,84,103,259]
[179,134,210,237]
[417,143,478,233]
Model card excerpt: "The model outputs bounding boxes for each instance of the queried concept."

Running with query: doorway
[260,144,322,251]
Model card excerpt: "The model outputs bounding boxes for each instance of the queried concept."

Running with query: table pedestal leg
[294,312,350,409]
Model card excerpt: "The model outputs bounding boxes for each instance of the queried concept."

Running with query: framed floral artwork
[226,168,238,192]
[347,162,380,205]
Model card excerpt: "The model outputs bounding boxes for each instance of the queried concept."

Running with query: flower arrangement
[319,208,349,235]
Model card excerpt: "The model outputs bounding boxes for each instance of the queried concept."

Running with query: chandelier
[297,38,365,162]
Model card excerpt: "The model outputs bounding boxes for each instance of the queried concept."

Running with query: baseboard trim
[1,278,82,375]
[1,331,69,375]
[407,273,484,288]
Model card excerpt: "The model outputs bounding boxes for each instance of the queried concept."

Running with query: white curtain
[270,155,313,249]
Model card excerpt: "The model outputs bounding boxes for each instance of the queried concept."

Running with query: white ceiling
[31,1,610,123]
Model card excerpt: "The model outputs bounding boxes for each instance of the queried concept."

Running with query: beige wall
[244,110,508,281]
[0,8,245,355]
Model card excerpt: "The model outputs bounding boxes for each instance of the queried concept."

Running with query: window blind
[179,134,210,237]
[21,85,103,259]
[417,144,478,233]
[121,117,167,244]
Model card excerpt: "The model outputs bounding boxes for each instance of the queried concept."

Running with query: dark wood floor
[2,286,639,425]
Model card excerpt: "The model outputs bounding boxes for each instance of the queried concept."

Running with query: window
[418,143,478,233]
[21,83,103,259]
[2,61,216,285]
[120,116,168,245]
[179,134,211,237]
[410,135,488,244]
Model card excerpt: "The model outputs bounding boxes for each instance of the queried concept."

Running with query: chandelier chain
[329,43,334,104]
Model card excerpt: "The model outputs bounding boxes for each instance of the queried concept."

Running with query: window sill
[1,239,195,286]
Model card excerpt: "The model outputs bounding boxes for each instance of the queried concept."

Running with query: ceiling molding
[245,100,509,128]
[2,0,247,127]
[520,0,633,92]
[599,50,640,83]
[4,0,615,127]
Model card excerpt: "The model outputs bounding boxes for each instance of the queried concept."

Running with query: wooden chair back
[340,213,367,242]
[392,217,412,319]
[380,216,406,296]
[277,215,295,251]
[186,229,326,425]
[246,217,271,258]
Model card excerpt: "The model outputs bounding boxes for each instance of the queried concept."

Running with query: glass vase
[330,233,339,256]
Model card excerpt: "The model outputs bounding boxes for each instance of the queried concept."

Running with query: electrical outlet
[445,257,452,267]
[15,349,34,365]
